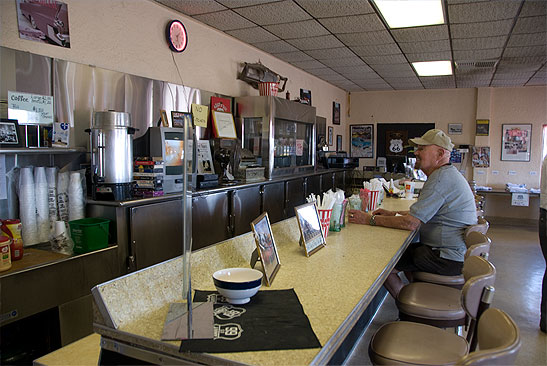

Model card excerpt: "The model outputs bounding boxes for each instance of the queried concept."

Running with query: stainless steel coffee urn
[88,111,136,201]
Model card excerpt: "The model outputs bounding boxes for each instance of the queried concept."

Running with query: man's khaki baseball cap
[409,129,454,151]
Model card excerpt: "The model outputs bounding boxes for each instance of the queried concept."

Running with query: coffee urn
[88,111,136,201]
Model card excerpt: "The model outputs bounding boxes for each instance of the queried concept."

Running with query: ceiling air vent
[456,60,499,69]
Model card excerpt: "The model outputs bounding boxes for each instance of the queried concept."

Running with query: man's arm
[348,209,421,231]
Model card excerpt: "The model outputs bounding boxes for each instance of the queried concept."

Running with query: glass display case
[236,96,316,178]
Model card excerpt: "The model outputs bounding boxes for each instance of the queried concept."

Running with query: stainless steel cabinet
[130,200,183,270]
[192,192,231,250]
[262,182,285,224]
[231,186,262,237]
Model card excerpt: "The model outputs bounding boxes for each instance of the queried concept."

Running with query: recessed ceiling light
[412,61,452,76]
[373,0,444,28]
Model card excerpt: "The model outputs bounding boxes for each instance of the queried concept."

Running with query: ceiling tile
[321,73,350,82]
[155,0,226,15]
[254,40,299,53]
[507,32,547,47]
[233,0,311,25]
[448,1,521,23]
[351,43,401,57]
[520,1,547,17]
[321,57,367,68]
[453,49,503,60]
[194,10,256,31]
[274,51,313,62]
[319,14,385,34]
[490,79,527,87]
[372,63,414,74]
[308,68,342,77]
[499,56,545,67]
[513,16,547,34]
[399,39,451,54]
[264,20,329,39]
[455,68,495,77]
[345,85,366,92]
[406,51,452,62]
[452,36,507,50]
[504,45,547,58]
[337,30,393,46]
[217,0,279,8]
[289,59,327,70]
[295,0,373,18]
[383,76,421,83]
[375,69,417,78]
[391,25,449,42]
[330,64,374,75]
[286,35,344,50]
[362,54,408,64]
[226,27,279,43]
[388,83,424,90]
[341,72,381,81]
[420,77,456,89]
[306,47,356,60]
[527,78,547,86]
[493,70,536,80]
[457,79,492,88]
[450,20,513,38]
[356,80,390,87]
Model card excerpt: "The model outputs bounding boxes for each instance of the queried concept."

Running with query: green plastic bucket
[69,218,110,254]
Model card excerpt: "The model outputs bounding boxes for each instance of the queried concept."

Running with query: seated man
[349,129,477,298]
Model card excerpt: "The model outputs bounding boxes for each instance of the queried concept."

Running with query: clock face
[166,20,188,53]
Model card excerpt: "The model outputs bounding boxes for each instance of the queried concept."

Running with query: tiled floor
[346,222,547,366]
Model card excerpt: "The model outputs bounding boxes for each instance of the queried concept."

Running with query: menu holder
[294,202,326,257]
[250,212,280,286]
[211,111,237,139]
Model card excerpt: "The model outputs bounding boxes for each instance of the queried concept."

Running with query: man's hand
[348,209,371,225]
[372,208,396,216]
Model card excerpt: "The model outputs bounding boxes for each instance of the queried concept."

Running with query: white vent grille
[456,60,499,69]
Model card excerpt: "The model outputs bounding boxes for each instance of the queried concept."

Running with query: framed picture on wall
[472,146,491,168]
[336,134,342,152]
[0,119,23,148]
[476,119,490,136]
[448,123,462,135]
[350,124,373,158]
[501,124,531,162]
[332,102,340,125]
[328,126,333,146]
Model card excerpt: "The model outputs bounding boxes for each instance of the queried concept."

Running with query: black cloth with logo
[178,289,321,353]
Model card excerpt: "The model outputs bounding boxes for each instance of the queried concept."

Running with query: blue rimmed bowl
[212,268,263,304]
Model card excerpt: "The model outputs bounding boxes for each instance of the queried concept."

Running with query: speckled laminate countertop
[92,198,416,365]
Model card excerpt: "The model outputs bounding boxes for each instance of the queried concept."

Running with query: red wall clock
[166,20,188,53]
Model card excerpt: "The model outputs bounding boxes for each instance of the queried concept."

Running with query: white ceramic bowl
[212,268,263,304]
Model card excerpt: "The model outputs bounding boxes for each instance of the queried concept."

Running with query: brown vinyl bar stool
[412,231,492,288]
[396,256,496,328]
[369,307,521,366]
[465,217,489,237]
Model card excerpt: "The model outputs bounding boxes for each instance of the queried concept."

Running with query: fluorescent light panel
[373,0,444,28]
[412,61,452,76]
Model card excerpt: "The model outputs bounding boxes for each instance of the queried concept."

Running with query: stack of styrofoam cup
[34,167,50,242]
[68,171,84,221]
[57,171,69,222]
[46,167,59,232]
[19,167,38,246]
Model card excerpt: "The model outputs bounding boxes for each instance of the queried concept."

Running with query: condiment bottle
[1,219,23,261]
[0,235,12,272]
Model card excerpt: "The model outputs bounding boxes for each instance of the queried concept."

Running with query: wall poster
[501,124,531,162]
[332,102,340,125]
[472,146,490,168]
[350,124,373,158]
[476,119,490,136]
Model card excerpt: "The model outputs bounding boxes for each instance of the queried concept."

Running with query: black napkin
[178,289,321,353]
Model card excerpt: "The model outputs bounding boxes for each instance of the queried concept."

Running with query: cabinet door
[286,178,305,218]
[192,192,231,250]
[335,171,345,191]
[232,186,262,237]
[321,173,335,193]
[262,182,285,224]
[305,174,321,198]
[130,200,183,270]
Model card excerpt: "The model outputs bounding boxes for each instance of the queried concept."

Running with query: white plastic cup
[54,221,66,237]
[405,181,415,199]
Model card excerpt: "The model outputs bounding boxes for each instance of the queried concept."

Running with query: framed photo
[476,119,490,136]
[350,124,373,158]
[336,134,342,152]
[501,124,531,162]
[211,111,237,139]
[160,109,169,127]
[332,102,340,125]
[472,146,490,168]
[300,89,311,106]
[251,212,280,286]
[294,202,326,257]
[328,126,333,146]
[448,123,462,135]
[171,111,192,128]
[0,119,23,147]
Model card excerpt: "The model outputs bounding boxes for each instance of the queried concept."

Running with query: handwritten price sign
[191,103,208,128]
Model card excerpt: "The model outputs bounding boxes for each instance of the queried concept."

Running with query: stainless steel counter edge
[310,229,418,366]
[87,168,351,206]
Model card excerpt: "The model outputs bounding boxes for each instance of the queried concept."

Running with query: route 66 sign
[386,130,407,156]
[389,139,403,153]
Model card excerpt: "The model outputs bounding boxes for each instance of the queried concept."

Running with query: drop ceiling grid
[152,0,546,91]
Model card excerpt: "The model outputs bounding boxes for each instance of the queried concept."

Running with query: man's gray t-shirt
[409,165,477,262]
